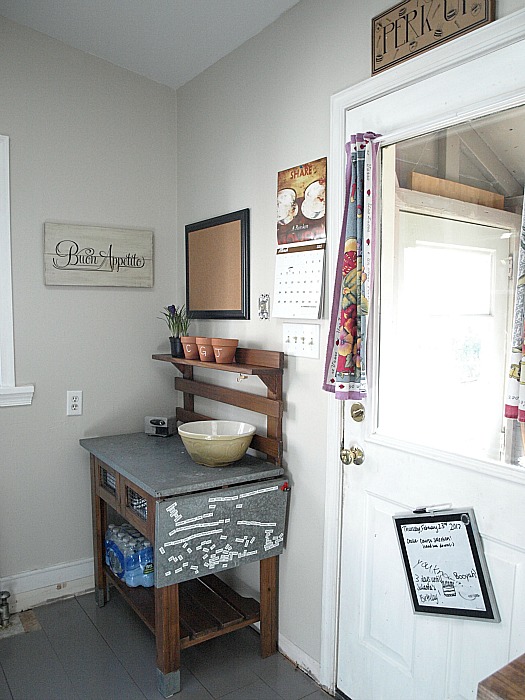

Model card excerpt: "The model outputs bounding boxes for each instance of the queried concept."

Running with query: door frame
[320,8,525,693]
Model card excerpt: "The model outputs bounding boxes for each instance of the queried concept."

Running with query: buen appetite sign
[44,222,153,287]
[372,0,494,74]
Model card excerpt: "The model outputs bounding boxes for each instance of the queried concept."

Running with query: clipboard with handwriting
[393,508,500,621]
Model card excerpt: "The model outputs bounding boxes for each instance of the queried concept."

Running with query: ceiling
[0,0,302,90]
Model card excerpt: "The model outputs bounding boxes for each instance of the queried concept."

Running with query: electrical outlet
[67,390,83,416]
[283,323,320,358]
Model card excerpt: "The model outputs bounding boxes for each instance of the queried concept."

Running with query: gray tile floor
[0,591,331,700]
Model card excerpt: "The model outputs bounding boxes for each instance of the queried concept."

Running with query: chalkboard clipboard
[393,508,500,622]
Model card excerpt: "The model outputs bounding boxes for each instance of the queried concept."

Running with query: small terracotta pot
[196,337,215,362]
[181,336,199,360]
[211,338,238,364]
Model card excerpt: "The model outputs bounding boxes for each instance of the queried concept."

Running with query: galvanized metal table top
[80,432,284,498]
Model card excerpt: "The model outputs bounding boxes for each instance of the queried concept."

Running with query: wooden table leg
[155,583,181,697]
[90,455,108,607]
[260,555,278,658]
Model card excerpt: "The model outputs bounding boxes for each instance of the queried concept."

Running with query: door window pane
[377,109,524,465]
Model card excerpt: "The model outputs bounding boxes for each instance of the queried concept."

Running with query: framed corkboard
[185,209,250,319]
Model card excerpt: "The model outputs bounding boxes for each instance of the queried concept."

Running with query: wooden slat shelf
[152,348,283,377]
[105,570,260,649]
[175,377,283,418]
[105,568,156,633]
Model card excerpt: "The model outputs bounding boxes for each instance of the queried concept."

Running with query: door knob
[340,444,365,465]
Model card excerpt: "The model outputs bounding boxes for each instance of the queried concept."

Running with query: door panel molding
[367,432,525,487]
[361,494,416,675]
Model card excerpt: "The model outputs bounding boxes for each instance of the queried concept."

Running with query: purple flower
[167,304,176,317]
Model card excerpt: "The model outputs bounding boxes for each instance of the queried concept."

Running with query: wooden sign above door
[372,0,495,75]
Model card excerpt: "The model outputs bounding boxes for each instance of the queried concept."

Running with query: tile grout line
[0,661,14,700]
[71,594,152,699]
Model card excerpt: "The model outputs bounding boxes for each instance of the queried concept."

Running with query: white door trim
[320,9,525,693]
[0,135,34,406]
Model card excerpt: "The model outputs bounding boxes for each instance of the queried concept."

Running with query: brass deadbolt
[350,402,365,422]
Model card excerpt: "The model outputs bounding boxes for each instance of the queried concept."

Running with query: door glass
[377,107,524,466]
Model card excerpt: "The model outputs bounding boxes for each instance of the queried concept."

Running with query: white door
[326,15,525,700]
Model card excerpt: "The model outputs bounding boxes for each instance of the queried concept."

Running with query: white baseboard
[278,633,322,687]
[0,557,94,612]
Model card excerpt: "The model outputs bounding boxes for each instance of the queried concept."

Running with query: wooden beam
[411,172,504,209]
[460,127,522,198]
[175,377,282,419]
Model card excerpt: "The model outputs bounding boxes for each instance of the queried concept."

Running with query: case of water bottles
[104,523,154,587]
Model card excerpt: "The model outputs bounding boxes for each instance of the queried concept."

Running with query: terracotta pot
[196,337,215,362]
[211,338,238,364]
[181,336,199,360]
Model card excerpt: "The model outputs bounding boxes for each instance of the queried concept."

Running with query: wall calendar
[273,158,326,319]
[272,243,325,319]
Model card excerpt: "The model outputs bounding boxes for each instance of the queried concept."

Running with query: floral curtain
[504,202,525,422]
[323,132,380,400]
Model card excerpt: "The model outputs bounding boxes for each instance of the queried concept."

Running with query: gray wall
[1,0,522,677]
[0,18,178,577]
[176,0,523,667]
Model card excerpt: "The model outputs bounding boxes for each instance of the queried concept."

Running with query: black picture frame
[185,208,250,320]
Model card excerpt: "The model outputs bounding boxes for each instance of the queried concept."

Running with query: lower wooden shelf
[105,568,260,649]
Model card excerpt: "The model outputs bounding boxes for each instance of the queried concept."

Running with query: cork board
[185,209,250,319]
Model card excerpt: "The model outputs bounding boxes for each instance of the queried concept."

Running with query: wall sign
[372,0,495,75]
[393,508,500,621]
[44,223,153,287]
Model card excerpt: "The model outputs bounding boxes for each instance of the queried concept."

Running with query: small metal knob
[340,444,365,466]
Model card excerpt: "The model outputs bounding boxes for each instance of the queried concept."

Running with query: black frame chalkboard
[393,508,500,622]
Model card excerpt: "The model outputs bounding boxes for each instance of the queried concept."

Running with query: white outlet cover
[67,390,83,416]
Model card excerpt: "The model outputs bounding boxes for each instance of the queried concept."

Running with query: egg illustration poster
[277,157,326,246]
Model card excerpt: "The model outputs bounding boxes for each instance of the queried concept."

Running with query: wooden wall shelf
[153,347,284,467]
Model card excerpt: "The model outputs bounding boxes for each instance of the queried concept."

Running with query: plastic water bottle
[124,539,142,587]
[106,527,119,573]
[120,536,133,581]
[104,524,117,566]
[109,531,127,579]
[121,536,136,585]
[140,540,154,587]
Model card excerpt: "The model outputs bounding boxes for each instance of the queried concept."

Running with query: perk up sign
[372,0,494,74]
